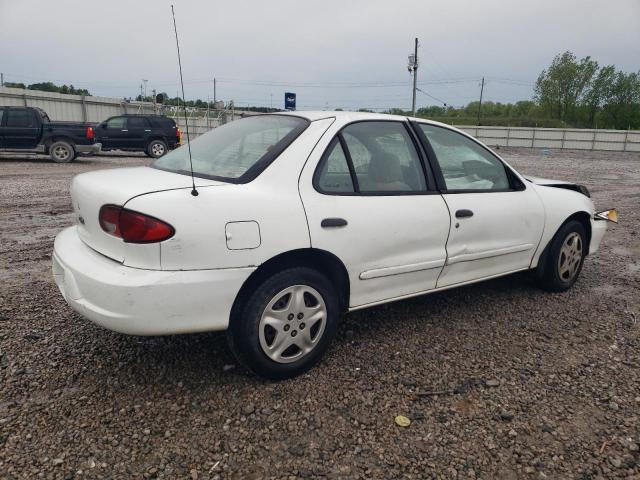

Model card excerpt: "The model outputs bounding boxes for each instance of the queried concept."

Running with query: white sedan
[52,112,616,379]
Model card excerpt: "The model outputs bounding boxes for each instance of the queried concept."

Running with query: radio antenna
[171,5,198,196]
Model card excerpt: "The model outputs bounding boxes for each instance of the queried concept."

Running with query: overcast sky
[1,0,639,111]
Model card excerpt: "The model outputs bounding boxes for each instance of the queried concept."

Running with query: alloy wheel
[151,143,165,156]
[258,285,327,364]
[558,232,583,282]
[53,146,70,161]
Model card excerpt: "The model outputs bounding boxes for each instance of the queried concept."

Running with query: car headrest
[368,153,403,183]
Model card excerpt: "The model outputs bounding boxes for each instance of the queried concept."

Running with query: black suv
[94,114,181,158]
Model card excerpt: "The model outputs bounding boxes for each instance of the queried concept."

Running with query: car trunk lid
[71,166,224,264]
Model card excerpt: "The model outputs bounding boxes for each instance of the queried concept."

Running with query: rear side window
[316,139,354,193]
[152,115,309,183]
[315,121,427,194]
[148,116,175,128]
[6,109,36,128]
[127,117,149,129]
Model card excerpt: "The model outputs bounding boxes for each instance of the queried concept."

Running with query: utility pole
[213,77,216,104]
[477,77,485,126]
[142,79,148,99]
[140,84,144,100]
[407,38,419,116]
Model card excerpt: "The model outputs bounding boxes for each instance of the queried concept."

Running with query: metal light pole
[142,79,148,99]
[477,77,485,126]
[408,38,419,117]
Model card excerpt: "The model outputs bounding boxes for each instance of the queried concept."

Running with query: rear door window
[6,109,36,128]
[315,138,355,193]
[127,117,149,129]
[317,121,427,194]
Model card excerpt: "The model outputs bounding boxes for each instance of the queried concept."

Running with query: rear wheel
[537,220,587,292]
[147,139,167,158]
[49,141,75,163]
[228,267,339,379]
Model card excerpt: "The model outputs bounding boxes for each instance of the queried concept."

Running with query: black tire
[49,141,75,163]
[227,267,340,380]
[537,220,587,292]
[146,139,167,158]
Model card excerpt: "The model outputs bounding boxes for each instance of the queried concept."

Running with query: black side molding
[455,209,474,218]
[321,218,348,228]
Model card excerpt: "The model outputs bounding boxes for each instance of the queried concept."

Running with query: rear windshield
[152,115,309,183]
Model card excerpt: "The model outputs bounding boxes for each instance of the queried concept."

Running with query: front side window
[153,115,308,182]
[0,109,4,126]
[418,124,511,191]
[319,121,427,194]
[6,109,35,128]
[106,117,126,129]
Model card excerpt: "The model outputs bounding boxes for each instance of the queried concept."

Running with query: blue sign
[284,92,296,110]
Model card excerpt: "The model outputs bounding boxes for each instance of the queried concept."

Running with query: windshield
[152,115,308,183]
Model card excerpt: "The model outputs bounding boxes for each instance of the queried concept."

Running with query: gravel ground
[0,148,639,480]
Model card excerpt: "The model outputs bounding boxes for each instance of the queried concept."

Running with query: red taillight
[99,205,121,236]
[86,126,95,140]
[99,205,174,243]
[176,127,182,144]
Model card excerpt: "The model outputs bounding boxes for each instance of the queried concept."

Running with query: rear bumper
[52,226,254,335]
[589,218,607,254]
[76,143,102,154]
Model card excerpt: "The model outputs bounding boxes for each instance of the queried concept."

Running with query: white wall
[0,86,259,138]
[457,125,640,152]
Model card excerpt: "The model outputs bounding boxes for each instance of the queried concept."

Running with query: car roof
[274,110,454,129]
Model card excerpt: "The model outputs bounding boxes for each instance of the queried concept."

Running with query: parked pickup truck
[94,114,180,158]
[0,106,101,162]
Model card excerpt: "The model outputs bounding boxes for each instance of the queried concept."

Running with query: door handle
[455,209,474,218]
[321,218,348,228]
[121,129,128,132]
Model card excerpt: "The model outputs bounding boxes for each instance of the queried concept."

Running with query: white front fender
[530,183,596,268]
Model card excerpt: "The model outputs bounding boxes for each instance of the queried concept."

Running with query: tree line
[4,81,90,96]
[390,51,640,129]
[534,51,639,129]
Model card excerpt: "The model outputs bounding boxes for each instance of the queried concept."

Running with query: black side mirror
[100,122,107,128]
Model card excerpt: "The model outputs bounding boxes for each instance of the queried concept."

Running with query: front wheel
[49,141,75,163]
[537,220,587,292]
[227,267,339,379]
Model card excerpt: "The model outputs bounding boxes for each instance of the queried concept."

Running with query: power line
[1,71,487,91]
[487,77,536,87]
[415,87,449,106]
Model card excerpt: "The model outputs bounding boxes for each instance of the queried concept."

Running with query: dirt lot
[1,148,639,479]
